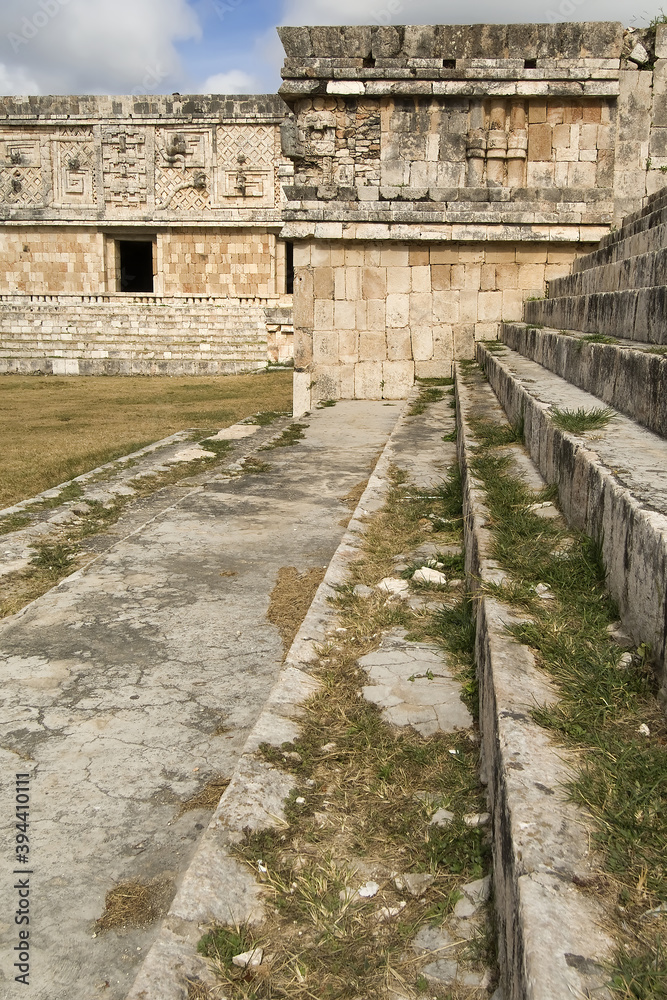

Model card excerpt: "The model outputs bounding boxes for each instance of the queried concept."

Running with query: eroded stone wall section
[278,22,666,410]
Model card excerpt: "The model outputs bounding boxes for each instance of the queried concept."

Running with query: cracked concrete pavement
[0,401,400,1000]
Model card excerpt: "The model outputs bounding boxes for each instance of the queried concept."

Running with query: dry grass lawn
[0,371,292,508]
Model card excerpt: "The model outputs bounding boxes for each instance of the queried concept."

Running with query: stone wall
[294,239,588,402]
[0,93,294,373]
[278,21,667,412]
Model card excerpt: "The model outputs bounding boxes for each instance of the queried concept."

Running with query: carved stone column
[486,128,508,186]
[466,130,487,186]
[507,100,528,187]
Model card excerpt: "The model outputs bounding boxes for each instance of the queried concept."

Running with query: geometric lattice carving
[217,125,275,167]
[102,129,147,208]
[216,125,276,206]
[52,134,96,207]
[0,167,44,207]
[0,133,44,206]
[155,128,213,212]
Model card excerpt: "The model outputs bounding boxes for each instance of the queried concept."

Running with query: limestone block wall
[278,21,645,412]
[294,240,586,403]
[0,228,105,294]
[159,229,275,297]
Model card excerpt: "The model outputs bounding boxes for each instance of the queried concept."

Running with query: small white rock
[377,577,410,596]
[430,808,455,827]
[232,948,263,969]
[464,812,490,828]
[295,796,306,805]
[618,652,633,669]
[394,872,435,896]
[353,584,375,598]
[358,880,380,898]
[321,742,336,752]
[377,902,406,921]
[413,567,447,586]
[638,724,651,737]
[534,583,555,599]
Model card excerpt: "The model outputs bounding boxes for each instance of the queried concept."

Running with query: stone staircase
[0,294,288,376]
[478,185,667,697]
[455,186,667,998]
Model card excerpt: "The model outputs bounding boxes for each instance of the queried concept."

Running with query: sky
[0,0,658,97]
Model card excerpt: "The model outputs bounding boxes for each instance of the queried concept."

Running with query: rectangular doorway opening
[119,240,154,293]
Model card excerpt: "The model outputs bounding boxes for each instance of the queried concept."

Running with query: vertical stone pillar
[466,100,486,186]
[507,100,528,188]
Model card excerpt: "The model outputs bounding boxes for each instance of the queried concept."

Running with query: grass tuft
[580,334,620,345]
[550,406,614,433]
[261,423,309,450]
[465,382,667,991]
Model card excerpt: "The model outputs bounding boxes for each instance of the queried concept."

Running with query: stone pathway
[0,401,399,1000]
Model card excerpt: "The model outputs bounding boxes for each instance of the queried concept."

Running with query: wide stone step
[0,357,269,376]
[610,187,667,229]
[456,362,617,1000]
[501,323,667,438]
[477,342,667,694]
[551,246,667,297]
[523,285,667,344]
[573,220,667,273]
[593,188,667,253]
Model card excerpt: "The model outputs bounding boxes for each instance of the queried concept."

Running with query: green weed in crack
[468,407,667,991]
[260,423,309,450]
[30,542,76,575]
[0,513,32,535]
[550,406,614,433]
[200,469,493,999]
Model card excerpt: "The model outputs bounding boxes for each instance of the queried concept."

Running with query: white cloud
[281,0,643,26]
[0,60,40,95]
[0,0,201,95]
[198,69,258,93]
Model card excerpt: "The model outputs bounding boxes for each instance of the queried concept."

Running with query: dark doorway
[119,241,154,293]
[285,240,294,295]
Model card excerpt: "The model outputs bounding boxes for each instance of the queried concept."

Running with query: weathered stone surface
[502,323,667,438]
[457,366,618,1000]
[358,631,472,737]
[476,342,667,704]
[0,403,400,1000]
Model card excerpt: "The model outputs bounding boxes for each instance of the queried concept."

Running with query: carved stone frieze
[0,133,45,207]
[102,128,147,208]
[154,127,213,211]
[52,130,96,208]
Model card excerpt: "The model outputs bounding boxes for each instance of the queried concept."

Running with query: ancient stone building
[0,94,294,374]
[0,22,665,390]
[277,22,666,412]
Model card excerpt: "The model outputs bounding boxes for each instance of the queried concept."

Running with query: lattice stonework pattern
[0,134,45,207]
[216,124,275,207]
[102,128,147,208]
[154,127,213,212]
[52,131,96,207]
